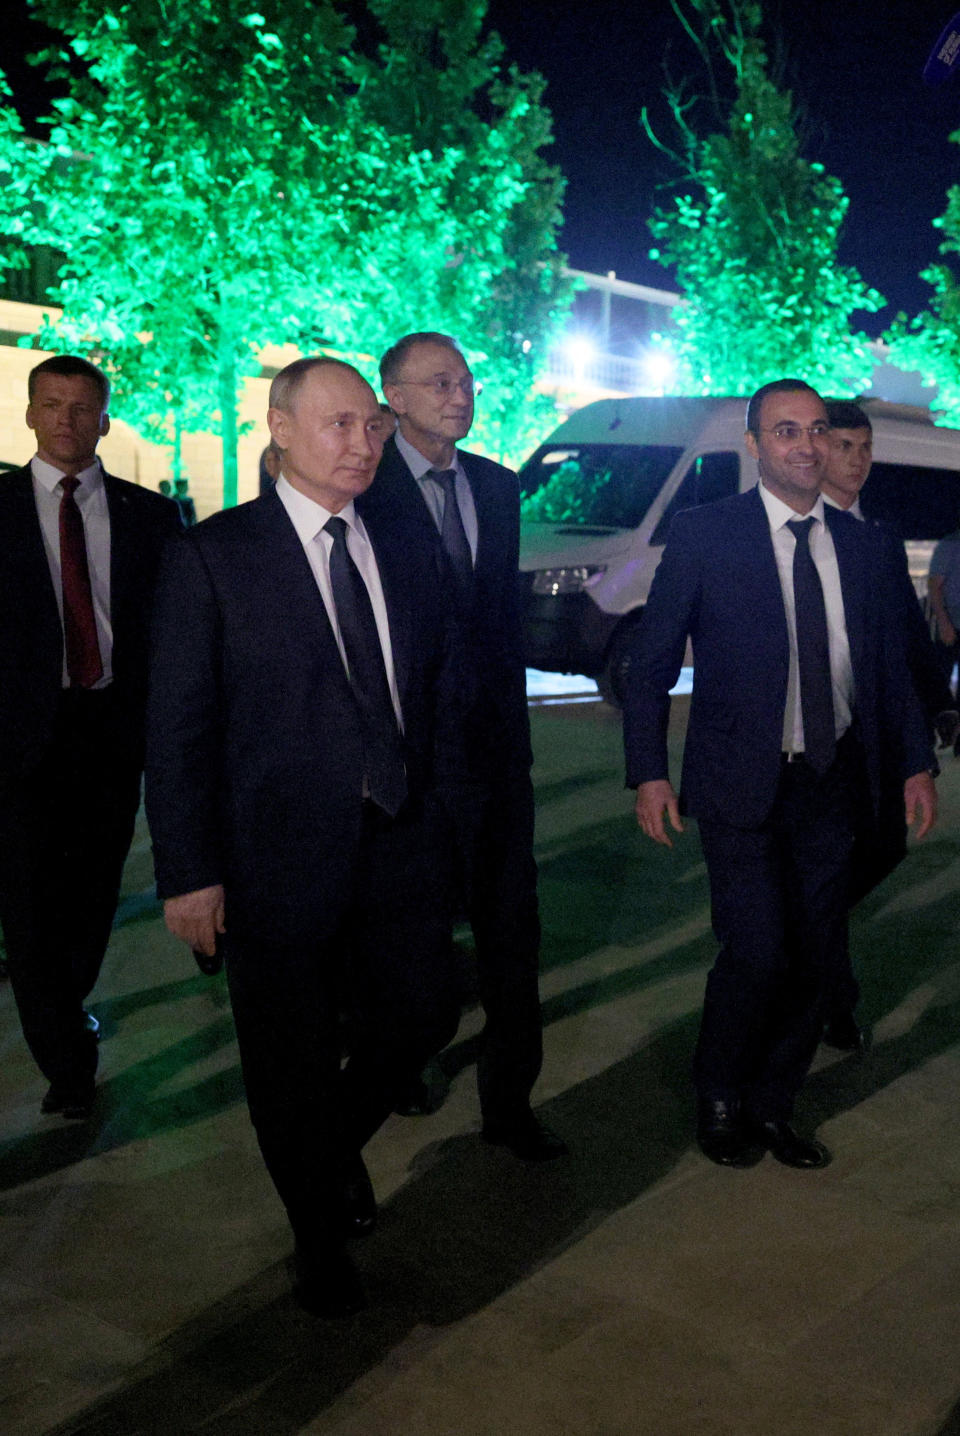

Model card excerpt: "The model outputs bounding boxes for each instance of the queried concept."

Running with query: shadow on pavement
[45,1012,697,1435]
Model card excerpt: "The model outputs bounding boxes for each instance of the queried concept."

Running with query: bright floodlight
[643,348,676,393]
[564,334,596,372]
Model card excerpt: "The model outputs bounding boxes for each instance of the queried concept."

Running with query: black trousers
[453,770,542,1123]
[224,800,461,1250]
[0,689,141,1087]
[694,735,861,1122]
[831,766,908,1013]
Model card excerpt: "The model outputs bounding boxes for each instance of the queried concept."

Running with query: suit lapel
[104,474,136,624]
[363,512,412,702]
[249,491,349,675]
[825,502,868,668]
[5,466,62,621]
[739,487,791,660]
[376,438,437,537]
[459,451,495,580]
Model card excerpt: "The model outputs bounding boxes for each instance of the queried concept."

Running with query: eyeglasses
[758,423,830,442]
[394,376,480,397]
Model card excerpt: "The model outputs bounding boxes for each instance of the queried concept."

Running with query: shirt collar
[758,480,826,533]
[31,456,103,496]
[395,429,461,481]
[275,474,360,546]
[822,491,862,520]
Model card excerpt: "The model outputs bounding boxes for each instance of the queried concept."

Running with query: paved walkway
[3,698,960,1435]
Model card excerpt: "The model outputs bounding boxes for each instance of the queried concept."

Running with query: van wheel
[596,614,644,708]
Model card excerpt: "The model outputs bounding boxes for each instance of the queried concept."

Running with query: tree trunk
[171,411,183,483]
[217,330,239,510]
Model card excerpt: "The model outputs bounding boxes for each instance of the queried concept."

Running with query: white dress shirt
[31,456,113,688]
[395,429,478,561]
[823,492,863,521]
[758,483,854,754]
[275,476,403,729]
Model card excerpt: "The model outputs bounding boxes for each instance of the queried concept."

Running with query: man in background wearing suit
[819,399,957,1053]
[361,331,566,1162]
[0,354,180,1121]
[146,357,464,1318]
[624,379,936,1170]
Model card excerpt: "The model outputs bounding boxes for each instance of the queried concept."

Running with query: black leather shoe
[41,1080,95,1120]
[752,1119,831,1169]
[292,1243,367,1319]
[394,1076,433,1116]
[696,1098,764,1167]
[823,1010,867,1053]
[192,943,224,977]
[481,1113,569,1161]
[339,1154,377,1239]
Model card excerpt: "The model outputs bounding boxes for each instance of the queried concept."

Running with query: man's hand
[635,779,684,847]
[164,885,225,956]
[904,771,937,841]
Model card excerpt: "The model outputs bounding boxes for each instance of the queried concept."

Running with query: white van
[519,396,960,701]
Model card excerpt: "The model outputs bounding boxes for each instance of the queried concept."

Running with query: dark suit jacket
[358,435,532,778]
[0,464,181,788]
[622,486,933,830]
[873,517,953,723]
[145,487,463,945]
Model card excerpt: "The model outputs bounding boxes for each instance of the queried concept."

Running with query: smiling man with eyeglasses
[358,331,567,1164]
[623,377,937,1172]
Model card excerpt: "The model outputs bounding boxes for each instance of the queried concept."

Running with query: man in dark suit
[623,379,936,1170]
[146,357,464,1318]
[819,399,957,1052]
[359,331,565,1162]
[0,354,181,1121]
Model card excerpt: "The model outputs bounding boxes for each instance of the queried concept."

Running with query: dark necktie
[429,468,474,601]
[324,516,407,816]
[59,474,103,688]
[787,517,835,775]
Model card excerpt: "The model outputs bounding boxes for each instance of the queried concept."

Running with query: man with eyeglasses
[359,331,566,1163]
[623,378,936,1170]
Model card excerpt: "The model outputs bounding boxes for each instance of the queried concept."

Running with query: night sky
[7,0,960,337]
[488,0,960,335]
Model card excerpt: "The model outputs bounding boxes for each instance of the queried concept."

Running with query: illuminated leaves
[646,0,881,396]
[0,0,569,490]
[885,154,960,426]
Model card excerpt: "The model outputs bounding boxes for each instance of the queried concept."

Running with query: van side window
[861,462,960,539]
[650,451,740,546]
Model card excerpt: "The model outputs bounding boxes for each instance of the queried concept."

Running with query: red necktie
[59,475,103,688]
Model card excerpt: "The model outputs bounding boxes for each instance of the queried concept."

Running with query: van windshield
[519,443,684,529]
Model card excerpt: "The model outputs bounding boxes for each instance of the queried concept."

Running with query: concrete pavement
[3,696,960,1435]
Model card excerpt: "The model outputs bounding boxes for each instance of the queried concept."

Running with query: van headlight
[531,565,606,596]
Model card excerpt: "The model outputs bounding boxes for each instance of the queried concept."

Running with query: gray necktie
[324,517,407,816]
[787,517,836,775]
[429,468,474,601]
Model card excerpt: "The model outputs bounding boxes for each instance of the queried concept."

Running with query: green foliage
[885,148,960,426]
[344,0,573,463]
[0,74,50,290]
[644,0,882,396]
[0,0,571,497]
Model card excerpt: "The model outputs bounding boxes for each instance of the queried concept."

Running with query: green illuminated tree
[9,0,461,505]
[0,75,51,295]
[644,0,882,396]
[885,147,960,426]
[321,0,572,463]
[0,0,569,494]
